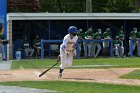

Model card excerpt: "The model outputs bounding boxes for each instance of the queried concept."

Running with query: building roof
[7,13,140,20]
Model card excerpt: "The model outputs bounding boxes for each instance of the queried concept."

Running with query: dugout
[7,13,140,59]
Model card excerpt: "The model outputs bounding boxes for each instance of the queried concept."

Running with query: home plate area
[0,68,140,86]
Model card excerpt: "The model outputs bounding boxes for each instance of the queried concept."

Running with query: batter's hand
[66,52,69,57]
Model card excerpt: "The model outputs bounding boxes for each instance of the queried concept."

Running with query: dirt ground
[0,68,140,86]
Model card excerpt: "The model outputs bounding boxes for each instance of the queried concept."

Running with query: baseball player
[77,29,84,58]
[128,28,138,56]
[137,29,140,57]
[117,29,125,57]
[93,29,102,58]
[113,36,124,57]
[22,36,34,58]
[58,26,78,79]
[117,29,125,47]
[103,28,112,56]
[84,28,93,57]
[33,35,41,58]
[0,23,5,60]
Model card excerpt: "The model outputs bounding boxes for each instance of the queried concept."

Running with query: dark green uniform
[77,29,85,58]
[128,29,138,56]
[113,40,122,47]
[118,32,125,40]
[77,30,84,42]
[103,31,112,48]
[103,31,112,39]
[102,28,112,56]
[137,31,140,56]
[33,37,41,57]
[113,37,124,57]
[84,29,93,57]
[0,33,4,40]
[130,30,137,39]
[94,32,102,39]
[84,30,93,40]
[117,31,125,47]
[137,31,140,38]
[0,32,4,60]
[93,30,102,57]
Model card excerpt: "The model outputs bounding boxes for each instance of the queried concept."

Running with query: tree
[7,0,136,13]
[7,0,40,12]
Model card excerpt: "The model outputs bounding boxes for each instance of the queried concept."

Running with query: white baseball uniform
[60,34,78,69]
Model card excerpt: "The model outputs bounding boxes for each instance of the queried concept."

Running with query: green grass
[0,81,140,93]
[12,58,140,69]
[120,70,140,79]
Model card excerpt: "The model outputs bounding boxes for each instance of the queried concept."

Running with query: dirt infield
[0,68,140,86]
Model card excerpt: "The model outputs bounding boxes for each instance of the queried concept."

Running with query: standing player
[77,29,84,58]
[93,29,102,58]
[118,28,125,47]
[117,28,125,57]
[128,28,138,56]
[58,26,78,79]
[0,23,5,60]
[22,36,34,58]
[137,29,140,57]
[113,36,124,57]
[103,28,112,57]
[84,28,93,57]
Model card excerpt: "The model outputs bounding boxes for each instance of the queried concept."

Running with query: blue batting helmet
[68,26,77,34]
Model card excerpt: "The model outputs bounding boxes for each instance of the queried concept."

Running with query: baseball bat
[39,55,60,77]
[39,62,58,77]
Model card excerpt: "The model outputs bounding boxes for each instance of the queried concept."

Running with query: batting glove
[66,52,69,57]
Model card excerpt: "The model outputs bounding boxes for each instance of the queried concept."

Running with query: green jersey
[0,33,4,40]
[130,31,137,38]
[103,31,112,39]
[113,40,122,47]
[77,31,85,40]
[94,32,102,39]
[137,32,140,38]
[84,31,93,39]
[118,32,125,40]
[33,38,40,47]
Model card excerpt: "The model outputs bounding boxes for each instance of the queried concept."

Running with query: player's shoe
[58,73,62,79]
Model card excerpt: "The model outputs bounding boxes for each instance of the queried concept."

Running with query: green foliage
[8,0,136,13]
[1,81,140,93]
[120,70,140,79]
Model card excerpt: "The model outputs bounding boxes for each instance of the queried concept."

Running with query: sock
[59,68,64,74]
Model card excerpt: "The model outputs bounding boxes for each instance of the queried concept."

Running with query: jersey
[137,31,140,38]
[113,40,122,47]
[60,34,78,51]
[130,31,137,38]
[0,33,4,40]
[22,40,29,49]
[94,32,102,39]
[118,32,125,40]
[77,30,84,44]
[103,31,112,39]
[84,31,93,39]
[77,31,84,40]
[34,38,40,47]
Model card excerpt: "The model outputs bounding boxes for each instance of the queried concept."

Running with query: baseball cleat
[58,73,62,79]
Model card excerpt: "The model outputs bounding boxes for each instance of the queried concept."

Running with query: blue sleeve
[61,45,66,50]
